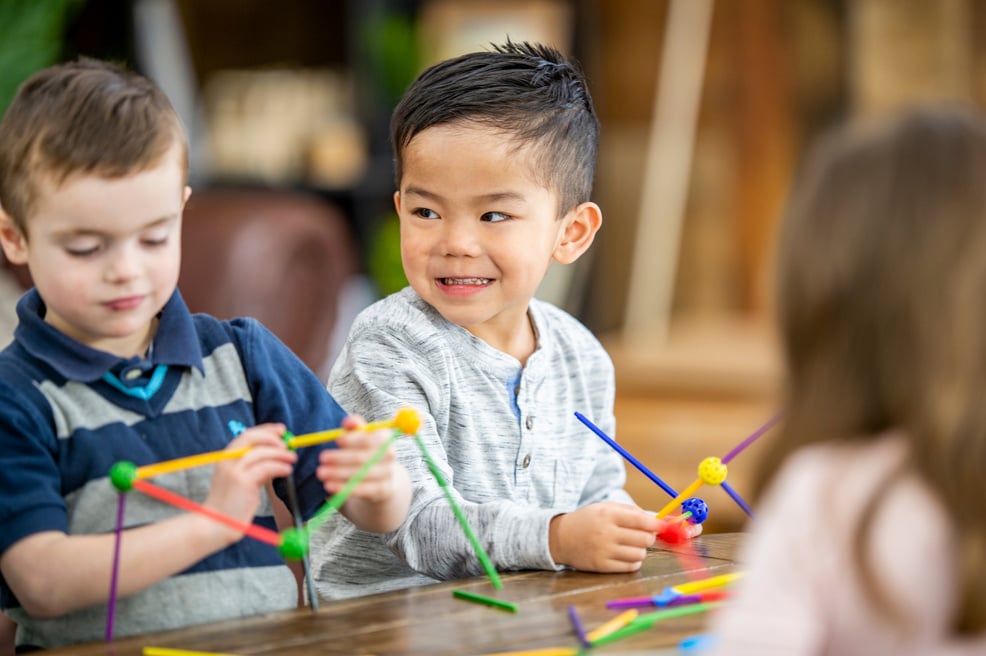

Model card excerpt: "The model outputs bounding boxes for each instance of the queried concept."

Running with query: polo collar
[14,289,205,382]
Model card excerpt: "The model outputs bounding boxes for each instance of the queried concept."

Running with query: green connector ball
[281,430,296,449]
[109,461,137,492]
[279,527,309,560]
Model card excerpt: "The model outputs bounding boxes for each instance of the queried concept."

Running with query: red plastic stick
[131,480,281,547]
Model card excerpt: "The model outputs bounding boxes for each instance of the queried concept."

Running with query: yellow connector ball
[698,456,728,485]
[393,407,421,435]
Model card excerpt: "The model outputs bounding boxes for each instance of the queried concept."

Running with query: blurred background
[3,0,985,531]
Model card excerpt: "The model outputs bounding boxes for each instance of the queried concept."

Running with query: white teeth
[442,278,490,285]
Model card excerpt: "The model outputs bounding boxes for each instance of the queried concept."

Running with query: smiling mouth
[439,278,492,285]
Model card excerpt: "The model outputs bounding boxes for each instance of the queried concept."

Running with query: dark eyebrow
[402,187,526,204]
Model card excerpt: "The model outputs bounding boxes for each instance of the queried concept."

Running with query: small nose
[441,219,481,257]
[105,242,141,281]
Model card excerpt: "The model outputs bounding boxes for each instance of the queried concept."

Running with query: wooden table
[45,533,742,656]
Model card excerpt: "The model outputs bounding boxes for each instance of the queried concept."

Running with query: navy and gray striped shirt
[0,290,343,648]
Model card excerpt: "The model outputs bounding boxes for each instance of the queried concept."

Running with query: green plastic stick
[305,430,400,534]
[414,434,503,590]
[589,601,724,647]
[452,589,518,612]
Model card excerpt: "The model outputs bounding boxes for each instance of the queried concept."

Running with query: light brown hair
[0,57,187,233]
[759,104,986,634]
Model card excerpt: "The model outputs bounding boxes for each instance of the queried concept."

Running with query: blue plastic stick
[574,411,678,498]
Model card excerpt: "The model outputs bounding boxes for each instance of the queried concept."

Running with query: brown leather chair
[2,188,356,379]
[179,188,357,378]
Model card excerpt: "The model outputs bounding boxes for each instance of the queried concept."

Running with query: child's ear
[553,201,602,265]
[0,208,28,265]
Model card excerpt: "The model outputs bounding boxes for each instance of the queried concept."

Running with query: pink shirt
[708,434,986,655]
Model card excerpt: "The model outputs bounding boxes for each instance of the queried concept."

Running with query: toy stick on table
[585,608,639,642]
[566,604,591,646]
[590,601,724,648]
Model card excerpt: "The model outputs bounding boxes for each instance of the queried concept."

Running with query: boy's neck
[465,311,537,366]
[62,316,160,360]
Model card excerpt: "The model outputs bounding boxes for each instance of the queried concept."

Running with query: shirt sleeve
[328,321,562,579]
[0,381,65,557]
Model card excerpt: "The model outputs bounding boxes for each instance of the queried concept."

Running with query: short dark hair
[391,40,598,216]
[0,57,187,231]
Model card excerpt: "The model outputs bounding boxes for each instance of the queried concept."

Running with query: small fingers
[228,423,288,449]
[334,427,392,451]
[594,547,649,573]
[340,414,366,431]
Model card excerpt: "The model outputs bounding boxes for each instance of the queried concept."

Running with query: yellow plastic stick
[672,571,744,595]
[286,418,396,449]
[143,648,241,656]
[133,409,421,480]
[135,448,250,480]
[585,608,639,642]
[479,649,578,656]
[656,478,704,518]
[288,407,421,449]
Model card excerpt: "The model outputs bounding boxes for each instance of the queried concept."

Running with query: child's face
[395,123,597,353]
[0,143,190,357]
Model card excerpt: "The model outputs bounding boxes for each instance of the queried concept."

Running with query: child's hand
[318,415,411,532]
[317,416,403,503]
[655,516,704,544]
[203,423,296,543]
[548,502,660,572]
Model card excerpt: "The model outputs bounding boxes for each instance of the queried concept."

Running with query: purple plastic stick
[665,593,703,607]
[605,595,656,610]
[720,481,755,518]
[606,588,683,610]
[567,604,591,646]
[106,492,126,642]
[721,412,782,464]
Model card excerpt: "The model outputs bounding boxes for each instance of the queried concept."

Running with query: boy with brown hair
[0,58,411,649]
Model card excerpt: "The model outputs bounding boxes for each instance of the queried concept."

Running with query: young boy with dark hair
[311,41,691,600]
[0,58,411,649]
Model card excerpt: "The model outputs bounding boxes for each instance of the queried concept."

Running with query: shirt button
[525,416,534,430]
[124,369,142,381]
[522,453,532,468]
